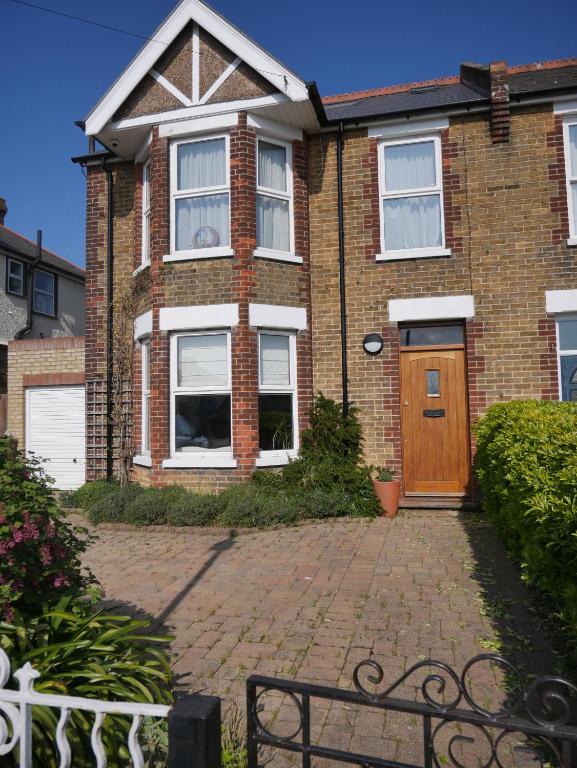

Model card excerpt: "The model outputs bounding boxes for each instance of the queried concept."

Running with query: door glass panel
[426,369,440,396]
[400,324,464,346]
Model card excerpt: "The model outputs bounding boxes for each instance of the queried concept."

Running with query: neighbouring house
[73,0,577,505]
[1,198,86,488]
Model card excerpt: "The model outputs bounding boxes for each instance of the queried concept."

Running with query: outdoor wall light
[363,333,384,355]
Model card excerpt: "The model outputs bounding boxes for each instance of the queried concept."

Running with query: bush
[474,400,577,654]
[0,437,91,620]
[0,595,173,768]
[60,479,119,510]
[88,482,146,524]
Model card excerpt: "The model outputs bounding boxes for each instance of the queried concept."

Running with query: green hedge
[474,400,577,652]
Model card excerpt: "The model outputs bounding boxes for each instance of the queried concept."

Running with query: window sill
[162,455,237,469]
[567,238,577,247]
[133,262,150,277]
[376,247,451,262]
[253,248,303,264]
[133,454,152,467]
[163,247,234,262]
[255,450,298,467]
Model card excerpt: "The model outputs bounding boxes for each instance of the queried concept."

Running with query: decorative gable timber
[85,0,309,136]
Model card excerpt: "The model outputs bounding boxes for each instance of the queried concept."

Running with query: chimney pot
[0,198,6,226]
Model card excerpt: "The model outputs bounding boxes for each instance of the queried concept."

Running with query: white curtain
[258,141,287,191]
[178,334,228,388]
[260,334,290,387]
[383,194,441,250]
[569,125,577,177]
[178,138,226,190]
[384,141,436,191]
[257,195,290,251]
[176,194,229,250]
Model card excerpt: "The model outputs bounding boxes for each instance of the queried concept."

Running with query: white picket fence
[0,647,171,767]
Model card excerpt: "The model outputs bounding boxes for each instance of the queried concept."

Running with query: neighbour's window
[171,332,232,455]
[141,339,151,454]
[141,160,151,267]
[258,332,296,453]
[256,138,293,253]
[171,136,230,255]
[557,316,577,401]
[563,122,577,240]
[6,259,25,296]
[379,135,445,255]
[32,269,55,316]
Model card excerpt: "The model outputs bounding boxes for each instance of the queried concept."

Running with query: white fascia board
[247,114,303,142]
[111,94,289,132]
[553,98,577,115]
[388,295,475,322]
[368,115,449,140]
[85,0,308,135]
[134,310,153,340]
[545,289,577,314]
[159,303,239,331]
[159,112,239,138]
[248,303,307,330]
[134,131,152,163]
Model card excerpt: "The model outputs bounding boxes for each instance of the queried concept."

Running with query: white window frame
[254,136,300,264]
[256,330,299,467]
[141,160,151,268]
[166,329,236,468]
[6,258,25,297]
[32,268,55,316]
[167,133,234,262]
[376,133,450,261]
[133,337,152,468]
[562,119,577,246]
[555,314,577,400]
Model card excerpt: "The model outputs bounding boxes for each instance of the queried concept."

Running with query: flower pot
[372,479,401,518]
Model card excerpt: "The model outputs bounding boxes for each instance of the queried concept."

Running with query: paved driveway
[78,511,556,766]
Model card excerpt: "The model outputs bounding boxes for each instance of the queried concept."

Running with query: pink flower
[39,544,53,566]
[53,575,70,589]
[12,529,23,544]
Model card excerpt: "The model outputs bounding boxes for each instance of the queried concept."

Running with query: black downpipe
[15,230,42,340]
[336,123,349,417]
[104,162,114,481]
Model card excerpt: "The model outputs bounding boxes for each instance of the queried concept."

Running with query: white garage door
[26,386,86,490]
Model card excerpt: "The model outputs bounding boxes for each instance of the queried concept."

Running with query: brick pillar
[230,112,259,477]
[148,127,171,481]
[489,61,510,144]
[85,165,108,480]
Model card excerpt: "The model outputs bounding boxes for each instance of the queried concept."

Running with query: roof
[321,58,577,124]
[0,226,85,280]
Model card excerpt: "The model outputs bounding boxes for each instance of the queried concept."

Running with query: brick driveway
[78,511,556,766]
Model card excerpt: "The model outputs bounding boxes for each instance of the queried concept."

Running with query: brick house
[73,0,577,505]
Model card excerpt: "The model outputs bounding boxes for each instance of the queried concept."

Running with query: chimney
[0,198,6,226]
[489,61,510,144]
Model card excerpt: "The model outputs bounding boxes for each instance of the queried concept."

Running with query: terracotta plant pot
[372,479,401,518]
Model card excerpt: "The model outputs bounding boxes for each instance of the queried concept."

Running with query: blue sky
[2,0,576,267]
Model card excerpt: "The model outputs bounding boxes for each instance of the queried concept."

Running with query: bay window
[141,339,151,454]
[32,269,55,316]
[563,121,577,243]
[170,135,231,260]
[378,135,448,260]
[170,331,233,464]
[141,160,151,267]
[257,331,297,464]
[256,138,294,258]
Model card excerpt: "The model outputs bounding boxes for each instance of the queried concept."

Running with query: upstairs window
[564,122,577,242]
[256,138,293,255]
[141,160,151,267]
[32,269,55,316]
[258,331,297,458]
[6,258,25,296]
[170,135,230,259]
[378,135,447,259]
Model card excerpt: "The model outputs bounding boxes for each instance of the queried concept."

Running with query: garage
[25,385,86,490]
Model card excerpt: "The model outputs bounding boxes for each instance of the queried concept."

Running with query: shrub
[88,483,146,524]
[0,595,173,768]
[60,479,119,510]
[474,400,577,654]
[0,437,91,620]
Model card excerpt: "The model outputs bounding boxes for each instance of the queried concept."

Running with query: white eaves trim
[84,0,309,135]
[545,289,577,314]
[159,303,239,331]
[368,116,449,140]
[135,131,152,163]
[553,98,577,116]
[247,114,303,142]
[249,304,307,330]
[159,112,239,138]
[134,310,153,340]
[389,295,475,322]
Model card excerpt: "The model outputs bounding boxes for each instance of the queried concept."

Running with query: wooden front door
[400,340,469,496]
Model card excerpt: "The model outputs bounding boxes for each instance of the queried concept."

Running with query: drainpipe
[103,160,114,481]
[336,122,349,417]
[14,230,42,340]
